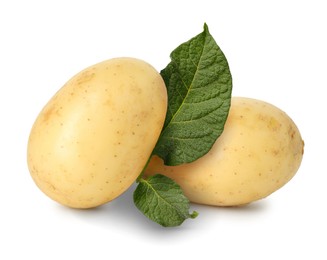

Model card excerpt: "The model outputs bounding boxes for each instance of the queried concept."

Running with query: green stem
[136,154,152,182]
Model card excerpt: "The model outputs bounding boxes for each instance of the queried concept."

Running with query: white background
[1,0,326,259]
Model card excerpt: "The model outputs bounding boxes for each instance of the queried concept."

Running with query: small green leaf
[133,174,198,227]
[154,23,232,166]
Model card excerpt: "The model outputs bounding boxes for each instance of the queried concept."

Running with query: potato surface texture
[27,58,167,208]
[145,97,304,206]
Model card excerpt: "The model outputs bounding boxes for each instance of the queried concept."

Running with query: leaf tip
[203,23,209,33]
[191,211,199,219]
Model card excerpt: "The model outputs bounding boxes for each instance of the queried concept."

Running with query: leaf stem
[136,154,152,182]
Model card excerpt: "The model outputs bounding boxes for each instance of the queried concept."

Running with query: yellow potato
[27,58,167,208]
[145,97,304,206]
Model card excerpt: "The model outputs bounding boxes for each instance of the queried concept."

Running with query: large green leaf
[154,24,232,166]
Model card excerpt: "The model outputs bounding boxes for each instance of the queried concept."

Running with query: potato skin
[27,58,167,208]
[145,97,304,206]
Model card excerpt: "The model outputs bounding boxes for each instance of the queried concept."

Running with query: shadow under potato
[56,184,269,230]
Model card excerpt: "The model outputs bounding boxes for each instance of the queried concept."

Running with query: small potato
[27,58,167,208]
[145,97,304,206]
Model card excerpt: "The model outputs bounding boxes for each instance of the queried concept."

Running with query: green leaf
[133,174,198,227]
[154,23,233,166]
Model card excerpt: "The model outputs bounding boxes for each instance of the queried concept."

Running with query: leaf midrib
[140,178,187,219]
[162,35,207,133]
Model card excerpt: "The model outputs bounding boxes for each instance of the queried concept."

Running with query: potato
[27,57,167,208]
[145,97,304,206]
